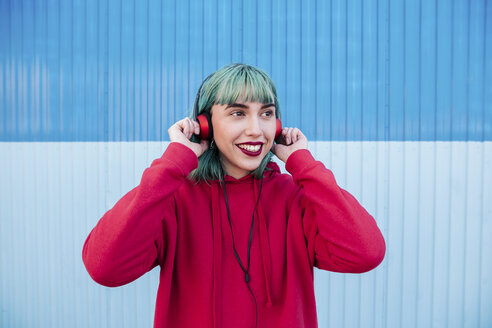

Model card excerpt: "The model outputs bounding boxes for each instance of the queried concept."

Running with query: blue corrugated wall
[2,0,490,142]
[1,0,491,327]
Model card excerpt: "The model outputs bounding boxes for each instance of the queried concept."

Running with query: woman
[82,63,386,328]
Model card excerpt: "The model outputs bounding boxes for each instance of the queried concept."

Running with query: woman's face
[211,100,276,179]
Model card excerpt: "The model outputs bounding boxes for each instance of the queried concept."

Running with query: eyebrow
[225,103,275,109]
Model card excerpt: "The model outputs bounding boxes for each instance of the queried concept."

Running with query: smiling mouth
[236,143,263,156]
[237,144,262,152]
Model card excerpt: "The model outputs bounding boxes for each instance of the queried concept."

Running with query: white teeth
[238,144,261,152]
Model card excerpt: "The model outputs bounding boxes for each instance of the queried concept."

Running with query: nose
[244,116,262,136]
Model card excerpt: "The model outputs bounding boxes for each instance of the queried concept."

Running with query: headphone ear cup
[275,119,282,139]
[197,113,214,140]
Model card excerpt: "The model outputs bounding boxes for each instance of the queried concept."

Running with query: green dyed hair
[188,63,281,183]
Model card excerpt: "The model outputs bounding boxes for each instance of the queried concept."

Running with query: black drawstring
[222,174,264,328]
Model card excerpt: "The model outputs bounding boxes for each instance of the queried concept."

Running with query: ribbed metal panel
[1,0,490,141]
[1,0,492,327]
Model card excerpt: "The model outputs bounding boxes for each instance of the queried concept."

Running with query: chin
[244,157,266,172]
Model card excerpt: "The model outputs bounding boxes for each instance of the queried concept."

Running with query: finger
[169,119,183,134]
[292,128,300,143]
[295,128,307,143]
[283,128,290,144]
[177,118,188,131]
[186,117,195,139]
[187,118,194,138]
[286,127,294,145]
[182,119,190,138]
[192,120,201,135]
[288,128,296,143]
[291,127,301,143]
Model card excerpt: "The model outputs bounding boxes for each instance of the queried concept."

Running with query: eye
[231,110,244,117]
[262,110,274,118]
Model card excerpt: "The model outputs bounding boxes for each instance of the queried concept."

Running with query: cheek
[213,126,239,152]
[211,121,227,142]
[265,122,277,140]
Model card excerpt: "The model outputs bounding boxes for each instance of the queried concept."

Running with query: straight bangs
[215,68,277,108]
[198,64,280,118]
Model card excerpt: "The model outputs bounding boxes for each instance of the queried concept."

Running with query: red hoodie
[82,142,385,328]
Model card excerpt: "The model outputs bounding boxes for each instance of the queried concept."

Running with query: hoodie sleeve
[285,149,386,273]
[82,142,198,287]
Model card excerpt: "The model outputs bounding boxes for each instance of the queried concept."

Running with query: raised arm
[286,149,386,273]
[82,142,198,287]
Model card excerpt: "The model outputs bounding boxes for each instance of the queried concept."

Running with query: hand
[168,118,209,158]
[271,127,308,163]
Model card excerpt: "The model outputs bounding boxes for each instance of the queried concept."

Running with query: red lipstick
[236,142,263,157]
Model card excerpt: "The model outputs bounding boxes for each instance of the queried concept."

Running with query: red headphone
[196,112,282,141]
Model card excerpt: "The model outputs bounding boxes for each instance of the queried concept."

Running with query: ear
[197,112,214,140]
